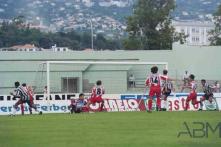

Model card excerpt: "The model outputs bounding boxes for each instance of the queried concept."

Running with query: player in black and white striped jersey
[161,70,173,111]
[10,81,42,116]
[198,79,215,111]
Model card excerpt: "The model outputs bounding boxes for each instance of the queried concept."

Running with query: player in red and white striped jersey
[86,80,105,112]
[145,66,161,112]
[182,74,201,110]
[26,85,36,114]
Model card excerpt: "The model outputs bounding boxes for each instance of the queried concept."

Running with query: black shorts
[70,105,82,113]
[75,108,82,113]
[162,89,171,97]
[203,93,213,100]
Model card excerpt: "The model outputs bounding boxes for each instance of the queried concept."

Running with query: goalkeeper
[69,93,87,113]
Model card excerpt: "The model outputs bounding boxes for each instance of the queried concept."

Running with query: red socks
[148,99,152,111]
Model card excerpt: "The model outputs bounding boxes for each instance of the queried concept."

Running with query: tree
[123,37,141,50]
[81,32,92,49]
[125,0,177,50]
[12,15,26,28]
[67,31,81,42]
[39,37,53,49]
[106,39,121,50]
[95,34,107,50]
[209,4,221,45]
[0,16,122,50]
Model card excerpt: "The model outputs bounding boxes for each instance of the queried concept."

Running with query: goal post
[33,61,168,106]
[41,61,168,100]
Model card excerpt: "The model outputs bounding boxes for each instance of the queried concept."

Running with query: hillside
[0,0,220,36]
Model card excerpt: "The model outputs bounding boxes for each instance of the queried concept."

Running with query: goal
[34,61,168,99]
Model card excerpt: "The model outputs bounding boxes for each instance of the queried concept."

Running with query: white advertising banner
[0,93,220,115]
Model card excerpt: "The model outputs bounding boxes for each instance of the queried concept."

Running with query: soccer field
[0,111,220,147]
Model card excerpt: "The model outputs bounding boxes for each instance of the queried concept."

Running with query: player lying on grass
[10,81,42,116]
[181,74,201,111]
[69,93,87,113]
[198,79,216,111]
[86,80,105,112]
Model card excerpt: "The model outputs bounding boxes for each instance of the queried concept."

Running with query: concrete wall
[0,44,220,94]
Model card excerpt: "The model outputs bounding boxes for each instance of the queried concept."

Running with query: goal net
[33,61,168,98]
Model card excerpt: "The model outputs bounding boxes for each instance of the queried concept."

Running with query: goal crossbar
[44,61,168,66]
[42,61,168,102]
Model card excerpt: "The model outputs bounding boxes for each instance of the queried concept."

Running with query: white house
[51,44,70,52]
[172,20,215,46]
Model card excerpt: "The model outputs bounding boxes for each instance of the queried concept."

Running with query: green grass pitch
[0,111,220,147]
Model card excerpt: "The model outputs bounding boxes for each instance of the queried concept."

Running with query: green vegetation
[0,111,220,147]
[0,16,121,50]
[124,0,185,50]
[209,4,221,45]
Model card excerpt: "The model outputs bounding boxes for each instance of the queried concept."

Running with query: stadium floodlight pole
[46,61,50,110]
[89,19,94,50]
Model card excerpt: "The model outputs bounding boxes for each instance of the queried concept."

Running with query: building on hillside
[51,44,70,52]
[0,44,71,52]
[172,20,215,46]
[29,22,49,32]
[82,0,94,7]
[99,0,133,7]
[0,44,42,51]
